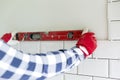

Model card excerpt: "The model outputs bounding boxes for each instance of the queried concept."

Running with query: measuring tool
[14,29,88,41]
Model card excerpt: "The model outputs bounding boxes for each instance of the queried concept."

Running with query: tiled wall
[13,40,120,80]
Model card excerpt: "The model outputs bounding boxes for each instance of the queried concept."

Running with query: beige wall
[0,0,107,40]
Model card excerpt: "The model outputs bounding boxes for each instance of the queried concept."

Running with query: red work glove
[1,32,19,45]
[76,32,97,58]
[1,33,12,43]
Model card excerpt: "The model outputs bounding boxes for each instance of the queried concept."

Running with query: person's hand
[1,32,19,45]
[76,32,97,57]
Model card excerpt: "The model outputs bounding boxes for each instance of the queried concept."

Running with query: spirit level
[14,29,87,41]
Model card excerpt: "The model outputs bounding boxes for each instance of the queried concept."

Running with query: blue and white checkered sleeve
[0,40,85,80]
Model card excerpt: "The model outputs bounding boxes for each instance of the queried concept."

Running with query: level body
[15,30,83,41]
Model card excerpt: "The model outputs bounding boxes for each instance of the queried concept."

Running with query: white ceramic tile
[108,21,120,40]
[20,41,40,54]
[65,74,92,80]
[46,74,64,80]
[110,60,120,79]
[11,43,20,50]
[40,41,63,53]
[93,40,120,59]
[108,2,120,20]
[65,66,77,74]
[78,59,108,77]
[93,77,118,80]
[64,41,77,49]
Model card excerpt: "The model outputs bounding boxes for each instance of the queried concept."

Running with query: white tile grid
[65,67,78,74]
[19,41,40,54]
[93,77,119,80]
[65,74,92,80]
[93,41,120,59]
[40,41,64,53]
[110,60,120,79]
[18,40,120,80]
[63,41,76,49]
[78,59,108,77]
[11,43,20,50]
[45,74,64,80]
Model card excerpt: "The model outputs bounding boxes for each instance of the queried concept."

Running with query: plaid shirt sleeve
[0,40,85,80]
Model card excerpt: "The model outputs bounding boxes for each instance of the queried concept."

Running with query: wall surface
[1,0,120,80]
[13,40,120,80]
[0,0,107,40]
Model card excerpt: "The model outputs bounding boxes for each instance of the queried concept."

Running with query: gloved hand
[1,32,19,45]
[76,32,97,57]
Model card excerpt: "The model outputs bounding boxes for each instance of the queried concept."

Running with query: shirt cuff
[73,47,85,61]
[79,46,89,55]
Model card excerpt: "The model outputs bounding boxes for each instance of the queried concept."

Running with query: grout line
[74,73,120,80]
[92,76,94,80]
[93,76,120,80]
[106,0,109,40]
[77,66,79,75]
[63,41,65,49]
[88,58,109,60]
[63,74,65,80]
[112,0,120,2]
[91,54,94,59]
[91,57,120,61]
[39,41,41,53]
[109,58,120,60]
[65,73,92,77]
[108,59,110,78]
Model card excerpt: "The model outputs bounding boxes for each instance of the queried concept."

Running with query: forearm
[0,40,85,80]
